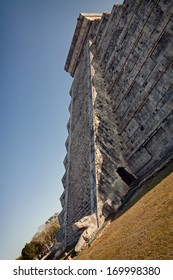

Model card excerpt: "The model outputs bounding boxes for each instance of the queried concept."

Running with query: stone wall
[61,44,94,247]
[90,45,130,221]
[57,0,173,251]
[94,0,173,179]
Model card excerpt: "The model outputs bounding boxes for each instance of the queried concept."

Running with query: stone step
[93,12,111,47]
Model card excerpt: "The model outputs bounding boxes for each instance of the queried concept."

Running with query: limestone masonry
[55,0,173,256]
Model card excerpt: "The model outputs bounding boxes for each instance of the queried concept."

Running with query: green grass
[78,164,173,260]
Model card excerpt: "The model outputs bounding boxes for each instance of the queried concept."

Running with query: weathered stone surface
[51,241,65,260]
[72,214,98,231]
[104,198,121,214]
[73,214,98,253]
[57,0,173,255]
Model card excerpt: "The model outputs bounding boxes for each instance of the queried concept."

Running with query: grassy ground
[77,165,173,260]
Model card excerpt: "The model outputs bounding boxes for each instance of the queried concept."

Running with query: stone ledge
[64,13,102,76]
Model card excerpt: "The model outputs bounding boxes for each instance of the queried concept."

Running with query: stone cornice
[64,13,102,77]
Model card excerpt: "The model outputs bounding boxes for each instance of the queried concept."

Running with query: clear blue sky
[0,0,123,260]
